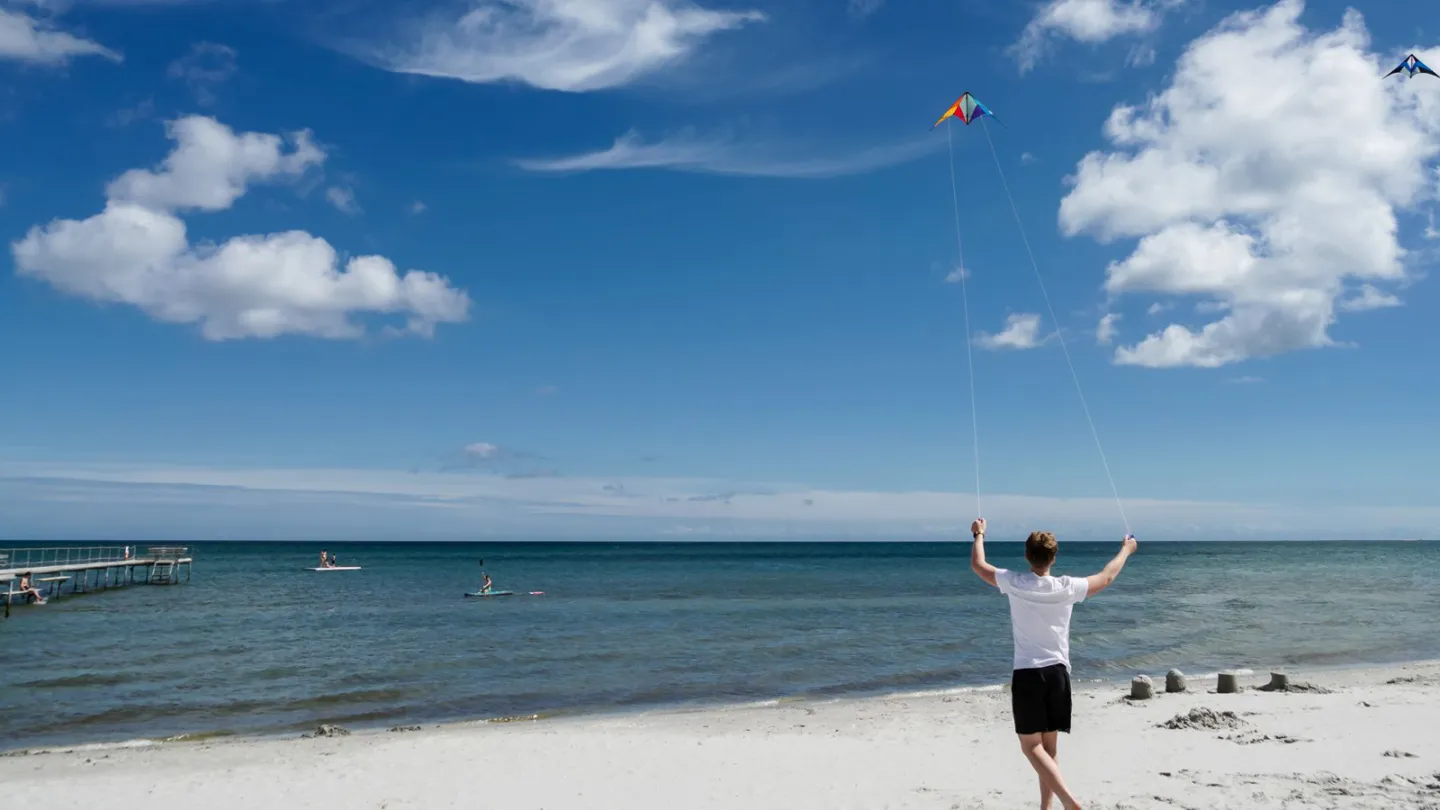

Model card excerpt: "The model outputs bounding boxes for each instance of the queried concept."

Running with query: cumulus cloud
[1011,0,1167,73]
[978,313,1048,350]
[0,6,120,65]
[516,129,936,178]
[1058,0,1440,368]
[167,41,236,105]
[11,116,470,341]
[369,0,764,92]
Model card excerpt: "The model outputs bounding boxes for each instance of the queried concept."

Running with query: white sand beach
[3,662,1438,810]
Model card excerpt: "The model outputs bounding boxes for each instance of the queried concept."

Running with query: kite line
[934,93,1131,537]
[945,122,983,521]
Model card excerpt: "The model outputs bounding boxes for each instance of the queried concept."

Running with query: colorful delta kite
[1385,54,1437,79]
[932,92,997,128]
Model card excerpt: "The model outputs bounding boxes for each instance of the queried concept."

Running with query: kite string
[946,123,983,522]
[978,118,1132,538]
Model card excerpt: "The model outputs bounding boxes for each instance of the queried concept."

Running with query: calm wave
[2,540,1437,750]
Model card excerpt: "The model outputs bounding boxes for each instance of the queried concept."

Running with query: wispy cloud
[847,0,884,20]
[325,185,361,215]
[364,0,764,92]
[1010,0,1175,74]
[2,459,1436,540]
[515,129,939,179]
[167,42,236,105]
[409,200,426,215]
[0,6,121,65]
[943,265,969,283]
[1229,375,1264,384]
[1096,312,1120,344]
[1338,284,1402,312]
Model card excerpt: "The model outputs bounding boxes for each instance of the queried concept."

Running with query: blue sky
[1,0,1437,541]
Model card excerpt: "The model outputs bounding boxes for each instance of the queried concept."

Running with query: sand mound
[1160,708,1250,731]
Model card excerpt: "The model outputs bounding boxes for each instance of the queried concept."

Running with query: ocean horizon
[3,540,1436,751]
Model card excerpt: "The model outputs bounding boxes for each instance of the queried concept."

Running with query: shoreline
[4,659,1438,809]
[7,656,1437,758]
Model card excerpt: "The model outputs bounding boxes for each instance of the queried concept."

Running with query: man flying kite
[1385,54,1437,79]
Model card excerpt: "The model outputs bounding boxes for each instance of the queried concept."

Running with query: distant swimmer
[968,517,1137,810]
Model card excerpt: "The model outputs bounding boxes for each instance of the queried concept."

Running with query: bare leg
[1018,733,1080,810]
[1037,731,1059,809]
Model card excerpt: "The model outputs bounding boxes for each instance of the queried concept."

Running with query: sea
[2,540,1436,751]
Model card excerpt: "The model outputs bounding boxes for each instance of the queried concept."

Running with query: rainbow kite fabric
[932,92,996,128]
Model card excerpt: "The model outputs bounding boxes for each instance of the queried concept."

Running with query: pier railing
[0,546,132,569]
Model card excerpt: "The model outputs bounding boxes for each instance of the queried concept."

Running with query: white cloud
[944,265,969,283]
[0,6,120,65]
[1020,152,1038,165]
[166,41,237,105]
[2,459,1437,541]
[1010,0,1162,73]
[1059,0,1440,369]
[464,442,501,459]
[978,313,1047,350]
[1096,312,1120,344]
[1146,301,1172,315]
[11,115,470,341]
[1230,375,1264,384]
[369,0,764,92]
[325,186,360,215]
[410,200,427,215]
[1338,283,1402,312]
[515,129,937,178]
[107,116,324,212]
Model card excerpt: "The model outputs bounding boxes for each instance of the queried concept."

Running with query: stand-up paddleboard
[465,590,515,598]
[309,566,362,571]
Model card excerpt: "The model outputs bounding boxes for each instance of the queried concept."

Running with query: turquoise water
[1,540,1436,750]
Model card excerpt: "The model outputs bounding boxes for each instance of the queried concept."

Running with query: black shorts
[1011,663,1072,735]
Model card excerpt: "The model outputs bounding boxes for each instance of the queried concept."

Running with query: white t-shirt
[994,569,1089,671]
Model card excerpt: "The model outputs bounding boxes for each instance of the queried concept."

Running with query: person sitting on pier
[17,573,46,605]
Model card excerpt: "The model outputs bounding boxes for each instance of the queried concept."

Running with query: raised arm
[1086,534,1138,597]
[969,518,999,588]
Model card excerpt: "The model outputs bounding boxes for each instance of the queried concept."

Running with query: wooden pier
[0,546,193,618]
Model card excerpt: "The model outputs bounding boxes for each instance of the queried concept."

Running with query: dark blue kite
[1385,54,1437,79]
